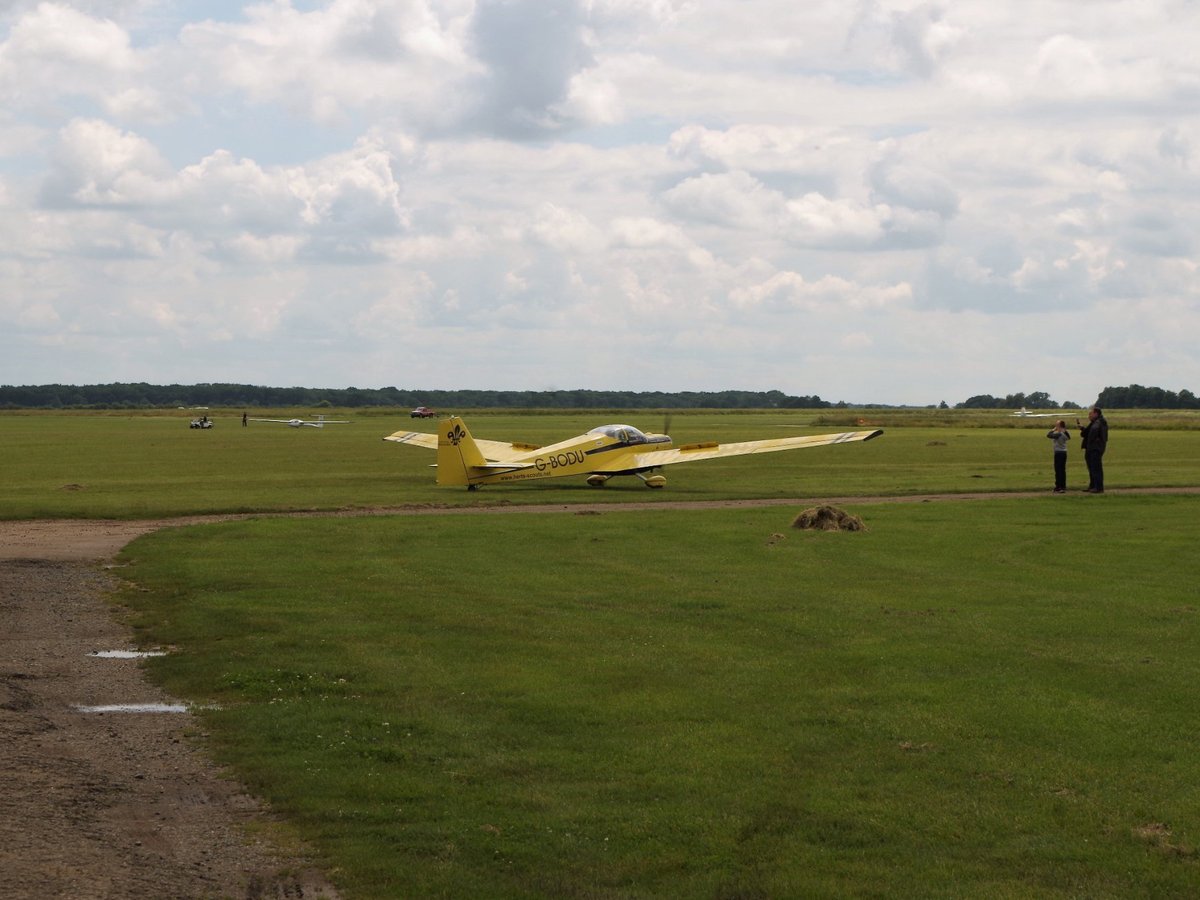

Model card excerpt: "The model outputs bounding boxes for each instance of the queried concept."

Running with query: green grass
[2,409,1198,518]
[9,409,1200,895]
[116,496,1200,898]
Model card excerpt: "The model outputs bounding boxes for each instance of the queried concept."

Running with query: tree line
[0,383,845,410]
[1095,384,1200,409]
[955,386,1199,410]
[2,382,1193,410]
[956,391,1082,410]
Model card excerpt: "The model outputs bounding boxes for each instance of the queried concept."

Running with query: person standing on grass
[1047,419,1070,493]
[1077,406,1109,493]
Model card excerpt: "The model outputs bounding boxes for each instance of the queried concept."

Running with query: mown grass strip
[119,496,1200,897]
[3,411,1199,518]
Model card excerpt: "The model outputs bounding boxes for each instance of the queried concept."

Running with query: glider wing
[609,429,883,472]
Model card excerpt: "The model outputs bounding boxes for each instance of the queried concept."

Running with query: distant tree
[1095,384,1197,408]
[957,390,1067,410]
[958,394,1002,409]
[780,394,831,408]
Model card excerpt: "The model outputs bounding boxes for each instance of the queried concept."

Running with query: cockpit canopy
[588,424,669,446]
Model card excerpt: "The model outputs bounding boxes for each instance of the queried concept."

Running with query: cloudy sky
[2,0,1197,405]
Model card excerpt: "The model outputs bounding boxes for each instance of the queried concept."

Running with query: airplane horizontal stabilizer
[385,428,538,462]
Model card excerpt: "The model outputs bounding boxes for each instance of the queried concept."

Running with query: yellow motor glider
[385,416,882,490]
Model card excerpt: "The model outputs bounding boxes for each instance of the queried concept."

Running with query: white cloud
[301,139,409,233]
[782,193,890,249]
[555,68,624,126]
[869,2,966,79]
[1032,34,1109,99]
[667,124,850,175]
[610,216,690,249]
[0,3,184,121]
[870,155,959,216]
[41,118,173,207]
[730,270,912,311]
[467,0,594,137]
[179,0,479,127]
[528,202,604,252]
[36,121,409,263]
[661,171,783,228]
[3,3,136,75]
[2,0,1200,403]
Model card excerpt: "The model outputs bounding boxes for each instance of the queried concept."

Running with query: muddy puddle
[74,702,190,714]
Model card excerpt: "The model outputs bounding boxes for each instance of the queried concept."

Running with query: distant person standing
[1077,406,1109,493]
[1046,419,1070,493]
[242,411,248,427]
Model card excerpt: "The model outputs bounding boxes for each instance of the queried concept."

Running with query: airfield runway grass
[115,495,1200,898]
[3,408,1200,518]
[6,409,1200,896]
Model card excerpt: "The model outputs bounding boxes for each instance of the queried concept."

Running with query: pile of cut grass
[792,504,866,530]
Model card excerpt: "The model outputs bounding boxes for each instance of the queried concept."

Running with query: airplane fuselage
[446,426,671,486]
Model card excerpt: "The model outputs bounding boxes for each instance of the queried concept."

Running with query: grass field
[6,409,1200,896]
[2,408,1199,517]
[117,497,1200,897]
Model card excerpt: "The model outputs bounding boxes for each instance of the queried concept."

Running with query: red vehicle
[410,406,437,418]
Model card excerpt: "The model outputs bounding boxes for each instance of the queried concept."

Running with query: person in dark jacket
[1046,420,1070,493]
[1077,406,1108,493]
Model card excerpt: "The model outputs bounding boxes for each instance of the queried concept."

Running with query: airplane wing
[249,418,292,424]
[599,429,883,472]
[383,429,540,462]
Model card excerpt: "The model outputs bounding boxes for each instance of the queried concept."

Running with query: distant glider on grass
[249,414,349,429]
[1009,407,1056,418]
[385,415,883,490]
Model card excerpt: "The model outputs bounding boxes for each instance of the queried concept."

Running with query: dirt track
[3,489,1198,898]
[0,519,341,900]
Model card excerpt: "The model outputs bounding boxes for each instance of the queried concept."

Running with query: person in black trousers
[1046,419,1070,493]
[1077,406,1108,493]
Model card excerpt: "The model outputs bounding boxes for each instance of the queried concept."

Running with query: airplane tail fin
[436,417,486,486]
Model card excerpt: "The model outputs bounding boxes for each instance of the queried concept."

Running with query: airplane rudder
[454,418,488,468]
[435,416,482,484]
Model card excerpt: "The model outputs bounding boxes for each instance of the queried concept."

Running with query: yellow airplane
[384,416,883,489]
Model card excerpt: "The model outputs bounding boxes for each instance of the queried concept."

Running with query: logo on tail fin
[447,424,466,445]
